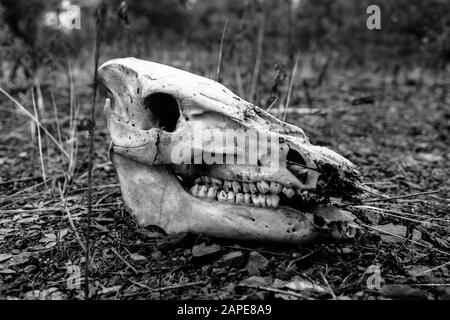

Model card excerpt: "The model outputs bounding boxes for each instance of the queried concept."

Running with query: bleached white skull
[98,58,363,243]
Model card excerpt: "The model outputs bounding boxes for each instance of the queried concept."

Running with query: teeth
[227,191,235,202]
[269,182,283,194]
[248,183,258,194]
[244,193,252,204]
[190,185,200,196]
[257,181,270,194]
[218,190,227,202]
[211,177,223,189]
[251,194,260,206]
[191,179,289,208]
[207,187,217,200]
[202,176,211,184]
[268,194,280,208]
[194,178,202,184]
[258,194,267,207]
[224,181,232,192]
[232,181,242,193]
[198,185,208,198]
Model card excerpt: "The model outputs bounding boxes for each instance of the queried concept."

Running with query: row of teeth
[194,177,300,197]
[190,184,282,208]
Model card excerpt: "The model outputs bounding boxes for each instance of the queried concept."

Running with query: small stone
[129,252,147,265]
[24,265,37,273]
[151,251,162,260]
[192,243,222,261]
[245,251,269,276]
[217,251,244,267]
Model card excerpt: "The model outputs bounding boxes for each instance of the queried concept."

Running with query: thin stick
[50,91,63,147]
[233,54,245,98]
[360,189,449,203]
[320,272,338,300]
[216,17,229,82]
[31,88,46,182]
[414,260,450,277]
[282,51,300,121]
[238,283,312,300]
[58,184,86,253]
[85,1,107,299]
[123,281,206,297]
[0,87,69,158]
[249,13,265,101]
[362,223,450,256]
[111,248,139,275]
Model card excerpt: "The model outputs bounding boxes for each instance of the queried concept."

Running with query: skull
[98,58,363,244]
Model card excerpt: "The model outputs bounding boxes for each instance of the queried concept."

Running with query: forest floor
[0,55,449,300]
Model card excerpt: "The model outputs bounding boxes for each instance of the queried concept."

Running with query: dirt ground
[0,61,449,300]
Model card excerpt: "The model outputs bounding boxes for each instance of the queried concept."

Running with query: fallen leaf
[239,276,269,287]
[0,253,12,263]
[374,223,407,243]
[284,276,328,293]
[380,285,428,300]
[98,285,122,295]
[129,252,147,264]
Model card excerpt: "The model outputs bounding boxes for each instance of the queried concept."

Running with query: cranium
[98,58,364,244]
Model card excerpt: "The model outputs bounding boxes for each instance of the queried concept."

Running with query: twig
[362,223,450,256]
[85,1,107,300]
[249,13,265,101]
[320,272,337,300]
[237,283,312,300]
[31,87,46,182]
[123,281,207,297]
[216,17,229,82]
[58,184,86,253]
[0,87,69,158]
[282,51,300,121]
[359,189,449,203]
[111,248,139,275]
[415,260,450,277]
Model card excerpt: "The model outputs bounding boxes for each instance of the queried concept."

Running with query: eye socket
[144,92,180,132]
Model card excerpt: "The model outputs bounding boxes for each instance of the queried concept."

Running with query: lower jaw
[112,153,358,243]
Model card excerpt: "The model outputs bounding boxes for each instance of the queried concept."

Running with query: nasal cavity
[144,93,180,132]
[287,148,306,166]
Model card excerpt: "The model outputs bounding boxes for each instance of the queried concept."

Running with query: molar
[244,193,252,204]
[235,193,244,204]
[242,182,249,193]
[198,185,208,198]
[227,191,236,202]
[257,181,270,194]
[269,182,283,194]
[248,182,258,194]
[251,194,260,206]
[202,176,211,184]
[211,177,223,187]
[232,181,242,193]
[207,187,217,200]
[217,190,227,202]
[282,187,295,198]
[190,185,200,196]
[268,194,280,208]
[224,181,232,192]
[259,194,267,208]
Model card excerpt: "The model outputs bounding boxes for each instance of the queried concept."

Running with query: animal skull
[98,58,363,244]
